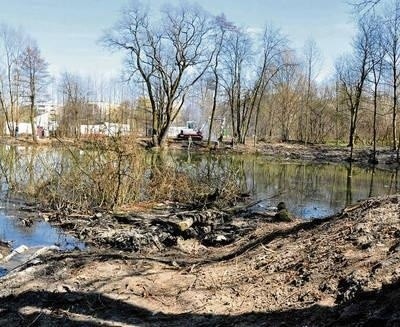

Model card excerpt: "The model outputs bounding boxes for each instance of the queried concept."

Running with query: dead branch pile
[40,204,262,253]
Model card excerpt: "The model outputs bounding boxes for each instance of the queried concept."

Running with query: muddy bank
[158,138,399,167]
[219,142,399,169]
[0,195,399,326]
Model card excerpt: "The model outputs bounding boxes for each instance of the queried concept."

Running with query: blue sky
[0,0,356,81]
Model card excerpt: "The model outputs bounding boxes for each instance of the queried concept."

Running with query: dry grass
[17,135,241,212]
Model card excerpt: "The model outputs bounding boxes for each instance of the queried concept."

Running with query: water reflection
[176,153,398,218]
[224,156,399,218]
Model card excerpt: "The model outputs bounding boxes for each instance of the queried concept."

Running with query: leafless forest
[0,0,399,162]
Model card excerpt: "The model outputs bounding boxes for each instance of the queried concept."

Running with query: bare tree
[59,72,87,138]
[350,0,383,12]
[218,25,289,145]
[219,27,253,144]
[336,19,373,161]
[19,41,49,142]
[273,52,302,142]
[103,1,214,147]
[253,26,288,146]
[206,14,233,147]
[301,38,322,144]
[366,14,385,163]
[0,24,25,136]
[382,0,400,152]
[309,85,338,143]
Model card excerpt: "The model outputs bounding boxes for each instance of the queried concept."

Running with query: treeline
[0,0,399,163]
[0,25,48,142]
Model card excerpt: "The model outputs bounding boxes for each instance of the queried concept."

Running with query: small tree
[59,72,87,138]
[301,39,321,144]
[336,19,373,161]
[273,52,302,142]
[219,27,253,144]
[381,0,400,152]
[253,25,288,145]
[367,14,385,163]
[206,14,232,147]
[19,41,49,142]
[0,24,25,136]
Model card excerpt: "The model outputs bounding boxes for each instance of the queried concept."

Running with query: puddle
[0,209,86,277]
[0,212,85,251]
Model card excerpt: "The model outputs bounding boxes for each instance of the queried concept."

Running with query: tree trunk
[348,113,356,162]
[392,71,398,151]
[253,101,262,147]
[397,130,400,163]
[207,75,218,147]
[157,132,168,148]
[151,107,158,146]
[392,105,397,151]
[30,96,38,143]
[346,163,353,206]
[372,88,378,163]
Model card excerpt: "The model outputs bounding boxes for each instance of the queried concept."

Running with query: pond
[0,144,398,227]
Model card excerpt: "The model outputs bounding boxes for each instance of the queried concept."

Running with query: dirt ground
[0,195,399,326]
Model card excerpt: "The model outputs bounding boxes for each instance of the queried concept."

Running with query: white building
[4,102,58,137]
[80,122,130,137]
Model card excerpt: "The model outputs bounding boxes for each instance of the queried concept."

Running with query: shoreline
[2,135,399,171]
